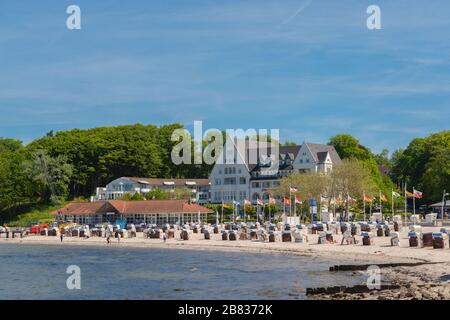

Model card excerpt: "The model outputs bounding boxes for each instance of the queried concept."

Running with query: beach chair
[361,232,371,246]
[390,232,400,246]
[221,231,228,241]
[409,231,420,247]
[432,233,446,249]
[422,232,433,247]
[181,230,189,241]
[341,230,355,245]
[268,232,276,242]
[282,231,292,242]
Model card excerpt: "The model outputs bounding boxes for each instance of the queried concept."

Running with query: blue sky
[0,0,449,153]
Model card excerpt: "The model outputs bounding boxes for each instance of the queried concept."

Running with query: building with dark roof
[209,140,341,204]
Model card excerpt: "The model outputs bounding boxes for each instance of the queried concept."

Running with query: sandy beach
[2,226,450,299]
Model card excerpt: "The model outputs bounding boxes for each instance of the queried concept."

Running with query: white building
[208,141,341,204]
[94,177,210,204]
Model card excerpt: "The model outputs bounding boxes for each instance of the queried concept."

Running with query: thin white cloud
[281,0,313,25]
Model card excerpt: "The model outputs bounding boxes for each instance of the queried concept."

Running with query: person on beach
[117,232,121,243]
[163,232,167,242]
[60,233,64,243]
[106,235,111,245]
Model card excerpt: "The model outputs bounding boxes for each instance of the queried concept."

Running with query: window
[252,182,260,188]
[239,177,246,184]
[238,169,242,174]
[273,181,280,187]
[299,159,303,163]
[263,182,271,188]
[306,159,310,163]
[224,177,236,185]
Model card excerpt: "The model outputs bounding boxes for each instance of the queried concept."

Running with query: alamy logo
[66,265,81,290]
[66,5,81,30]
[171,121,280,173]
[367,5,381,30]
[366,265,381,290]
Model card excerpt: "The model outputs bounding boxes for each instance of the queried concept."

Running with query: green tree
[23,150,73,205]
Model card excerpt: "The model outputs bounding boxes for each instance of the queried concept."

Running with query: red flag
[294,196,302,204]
[256,199,264,206]
[289,187,298,193]
[269,197,276,204]
[348,195,357,203]
[283,197,291,205]
[413,189,423,199]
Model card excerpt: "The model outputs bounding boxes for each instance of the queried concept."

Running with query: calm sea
[0,243,367,300]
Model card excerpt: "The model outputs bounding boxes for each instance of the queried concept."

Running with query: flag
[232,200,239,205]
[364,195,374,202]
[256,199,264,206]
[283,197,291,205]
[244,199,251,205]
[334,197,343,204]
[222,203,232,209]
[405,191,415,198]
[295,196,302,204]
[392,191,401,198]
[269,196,276,204]
[413,189,423,199]
[290,187,298,193]
[320,195,328,204]
[347,195,357,203]
[380,194,387,202]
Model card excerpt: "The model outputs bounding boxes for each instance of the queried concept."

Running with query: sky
[0,0,449,153]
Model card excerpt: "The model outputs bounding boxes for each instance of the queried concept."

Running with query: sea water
[0,243,367,300]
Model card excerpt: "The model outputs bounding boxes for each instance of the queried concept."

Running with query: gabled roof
[304,143,341,164]
[53,200,213,216]
[316,151,329,163]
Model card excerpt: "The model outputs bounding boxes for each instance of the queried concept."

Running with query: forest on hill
[0,123,448,223]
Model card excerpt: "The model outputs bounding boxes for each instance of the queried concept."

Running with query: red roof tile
[53,200,213,216]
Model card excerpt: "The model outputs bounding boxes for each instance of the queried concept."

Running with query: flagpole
[441,190,447,224]
[391,189,394,217]
[221,200,224,224]
[413,186,416,216]
[363,191,366,223]
[333,192,336,220]
[289,187,292,217]
[294,198,297,217]
[244,202,246,223]
[379,191,383,221]
[404,181,407,229]
[257,204,259,223]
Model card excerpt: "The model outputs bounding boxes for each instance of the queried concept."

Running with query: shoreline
[2,228,449,300]
[2,228,448,264]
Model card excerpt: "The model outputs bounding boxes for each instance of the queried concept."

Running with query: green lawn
[4,204,60,227]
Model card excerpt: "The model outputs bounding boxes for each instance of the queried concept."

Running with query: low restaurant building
[53,200,213,226]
